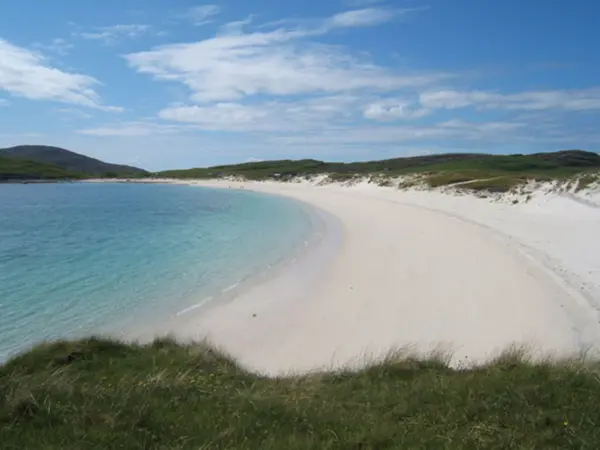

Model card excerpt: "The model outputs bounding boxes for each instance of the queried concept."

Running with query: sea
[0,182,316,362]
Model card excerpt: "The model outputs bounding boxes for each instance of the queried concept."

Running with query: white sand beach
[144,178,600,375]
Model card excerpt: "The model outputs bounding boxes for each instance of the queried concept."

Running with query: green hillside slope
[0,145,147,176]
[0,156,83,182]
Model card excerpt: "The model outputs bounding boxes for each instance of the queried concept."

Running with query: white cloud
[420,90,482,109]
[437,119,524,132]
[33,38,73,56]
[182,5,220,26]
[420,88,600,111]
[78,24,151,44]
[159,103,268,128]
[218,16,254,36]
[125,10,446,104]
[155,95,526,142]
[363,99,428,120]
[159,95,365,131]
[0,39,122,111]
[56,108,93,119]
[269,119,526,146]
[78,121,185,136]
[329,8,396,27]
[107,6,600,162]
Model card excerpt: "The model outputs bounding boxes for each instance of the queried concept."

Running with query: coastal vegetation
[157,150,600,192]
[2,337,600,449]
[0,156,84,182]
[0,145,147,180]
[2,146,599,191]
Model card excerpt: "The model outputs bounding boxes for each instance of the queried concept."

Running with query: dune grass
[2,338,600,449]
[155,150,600,193]
[575,173,600,192]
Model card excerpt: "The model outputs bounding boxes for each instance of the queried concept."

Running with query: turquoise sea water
[0,183,315,361]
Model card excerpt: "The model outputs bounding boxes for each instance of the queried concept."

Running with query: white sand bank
[160,179,600,375]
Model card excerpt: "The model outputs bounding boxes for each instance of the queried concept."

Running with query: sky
[1,0,599,170]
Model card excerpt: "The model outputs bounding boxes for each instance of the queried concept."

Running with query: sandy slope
[166,179,600,376]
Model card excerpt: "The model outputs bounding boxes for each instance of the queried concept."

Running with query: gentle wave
[176,297,213,316]
[222,282,240,293]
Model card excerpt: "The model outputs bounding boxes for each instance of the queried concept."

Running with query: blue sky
[1,0,599,170]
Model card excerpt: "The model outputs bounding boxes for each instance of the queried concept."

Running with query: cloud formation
[420,88,600,111]
[329,8,397,27]
[78,121,185,136]
[182,5,221,26]
[158,95,361,131]
[125,8,444,103]
[363,99,429,120]
[0,39,121,111]
[269,119,526,146]
[115,6,600,156]
[4,2,589,165]
[33,38,73,56]
[77,24,151,44]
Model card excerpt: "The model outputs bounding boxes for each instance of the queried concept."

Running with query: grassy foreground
[2,338,600,449]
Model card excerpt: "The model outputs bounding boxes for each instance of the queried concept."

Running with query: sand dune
[165,179,600,375]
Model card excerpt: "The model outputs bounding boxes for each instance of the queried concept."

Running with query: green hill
[157,150,600,191]
[1,338,599,449]
[0,145,147,177]
[0,156,84,182]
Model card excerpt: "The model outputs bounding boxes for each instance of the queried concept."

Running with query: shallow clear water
[0,183,314,361]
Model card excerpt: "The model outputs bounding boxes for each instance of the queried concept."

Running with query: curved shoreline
[162,193,341,324]
[154,179,600,376]
[121,187,338,346]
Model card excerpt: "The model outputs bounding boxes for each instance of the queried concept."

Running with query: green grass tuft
[575,173,599,192]
[459,176,526,193]
[2,338,600,449]
[424,172,482,187]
